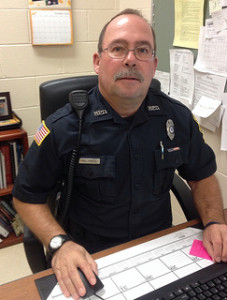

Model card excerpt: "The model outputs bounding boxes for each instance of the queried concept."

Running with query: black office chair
[23,75,198,273]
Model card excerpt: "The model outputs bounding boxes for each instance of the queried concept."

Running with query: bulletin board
[152,0,209,72]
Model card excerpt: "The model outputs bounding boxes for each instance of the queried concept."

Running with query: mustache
[114,69,144,83]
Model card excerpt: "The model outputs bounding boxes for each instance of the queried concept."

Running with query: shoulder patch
[34,121,50,146]
[192,114,205,140]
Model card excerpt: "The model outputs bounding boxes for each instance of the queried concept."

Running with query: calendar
[30,9,73,45]
[45,227,213,300]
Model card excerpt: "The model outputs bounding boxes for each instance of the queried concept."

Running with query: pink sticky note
[189,239,212,261]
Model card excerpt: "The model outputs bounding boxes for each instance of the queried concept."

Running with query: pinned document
[173,0,205,49]
[192,96,221,118]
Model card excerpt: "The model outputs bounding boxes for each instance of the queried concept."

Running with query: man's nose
[123,49,137,67]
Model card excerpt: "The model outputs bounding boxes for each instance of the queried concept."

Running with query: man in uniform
[13,9,226,300]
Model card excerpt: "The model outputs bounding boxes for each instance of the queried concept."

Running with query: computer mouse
[78,268,104,299]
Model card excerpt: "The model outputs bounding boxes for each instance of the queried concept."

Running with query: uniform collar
[87,86,168,126]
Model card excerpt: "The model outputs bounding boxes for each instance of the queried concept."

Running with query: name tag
[79,158,101,165]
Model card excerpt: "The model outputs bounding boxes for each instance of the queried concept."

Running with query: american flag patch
[34,121,50,146]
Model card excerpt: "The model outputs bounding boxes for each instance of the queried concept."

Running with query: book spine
[0,200,16,217]
[9,142,16,182]
[12,142,19,176]
[0,151,6,188]
[0,158,3,189]
[0,210,11,226]
[0,143,13,185]
[0,216,12,232]
[0,206,13,223]
[16,143,23,165]
[0,223,10,238]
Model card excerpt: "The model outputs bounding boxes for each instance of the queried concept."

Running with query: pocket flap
[154,145,189,171]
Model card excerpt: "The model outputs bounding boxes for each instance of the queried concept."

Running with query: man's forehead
[116,16,129,26]
[104,14,153,43]
[108,14,150,29]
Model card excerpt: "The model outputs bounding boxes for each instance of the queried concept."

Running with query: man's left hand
[203,223,227,263]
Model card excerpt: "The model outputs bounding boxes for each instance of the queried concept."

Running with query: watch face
[50,236,63,249]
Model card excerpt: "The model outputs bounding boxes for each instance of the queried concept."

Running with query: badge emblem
[166,119,175,140]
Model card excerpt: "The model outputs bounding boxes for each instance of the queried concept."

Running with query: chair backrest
[39,75,161,120]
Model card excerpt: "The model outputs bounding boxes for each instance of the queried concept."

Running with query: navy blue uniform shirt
[13,86,216,241]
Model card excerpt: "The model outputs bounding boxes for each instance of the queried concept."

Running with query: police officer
[13,9,226,300]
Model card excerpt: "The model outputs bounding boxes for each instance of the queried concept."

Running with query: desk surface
[1,219,200,300]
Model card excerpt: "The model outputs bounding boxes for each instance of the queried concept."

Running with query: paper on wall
[169,49,194,107]
[211,8,227,32]
[154,70,170,95]
[221,93,227,151]
[193,71,226,109]
[209,0,222,14]
[194,27,227,77]
[173,0,204,49]
[198,105,225,132]
[192,96,221,118]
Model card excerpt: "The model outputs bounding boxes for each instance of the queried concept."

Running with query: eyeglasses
[102,44,155,61]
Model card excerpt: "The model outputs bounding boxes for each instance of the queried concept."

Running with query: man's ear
[93,52,101,74]
[151,56,158,78]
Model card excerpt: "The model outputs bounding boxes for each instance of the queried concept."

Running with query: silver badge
[166,119,175,140]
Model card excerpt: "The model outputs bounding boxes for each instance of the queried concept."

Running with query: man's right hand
[51,241,98,300]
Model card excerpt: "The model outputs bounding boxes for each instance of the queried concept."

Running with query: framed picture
[0,92,13,121]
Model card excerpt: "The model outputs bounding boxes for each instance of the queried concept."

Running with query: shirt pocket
[153,145,189,195]
[74,155,116,202]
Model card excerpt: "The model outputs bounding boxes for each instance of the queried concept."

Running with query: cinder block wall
[0,0,226,212]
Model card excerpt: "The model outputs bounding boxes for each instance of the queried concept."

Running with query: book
[0,209,11,226]
[11,214,24,236]
[0,223,10,238]
[12,142,19,176]
[0,200,16,217]
[0,159,3,189]
[0,216,12,232]
[0,151,6,188]
[9,142,17,181]
[0,201,14,219]
[0,143,13,185]
[0,206,13,223]
[0,201,23,236]
[16,143,23,165]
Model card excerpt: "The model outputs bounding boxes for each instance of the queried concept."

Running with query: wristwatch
[48,234,71,256]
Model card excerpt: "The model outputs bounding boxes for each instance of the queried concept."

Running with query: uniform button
[134,184,141,189]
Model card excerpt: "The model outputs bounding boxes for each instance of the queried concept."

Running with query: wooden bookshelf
[0,232,23,249]
[0,128,28,248]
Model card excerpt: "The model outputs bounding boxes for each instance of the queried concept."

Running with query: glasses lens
[108,45,127,59]
[135,46,153,61]
[105,44,154,61]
